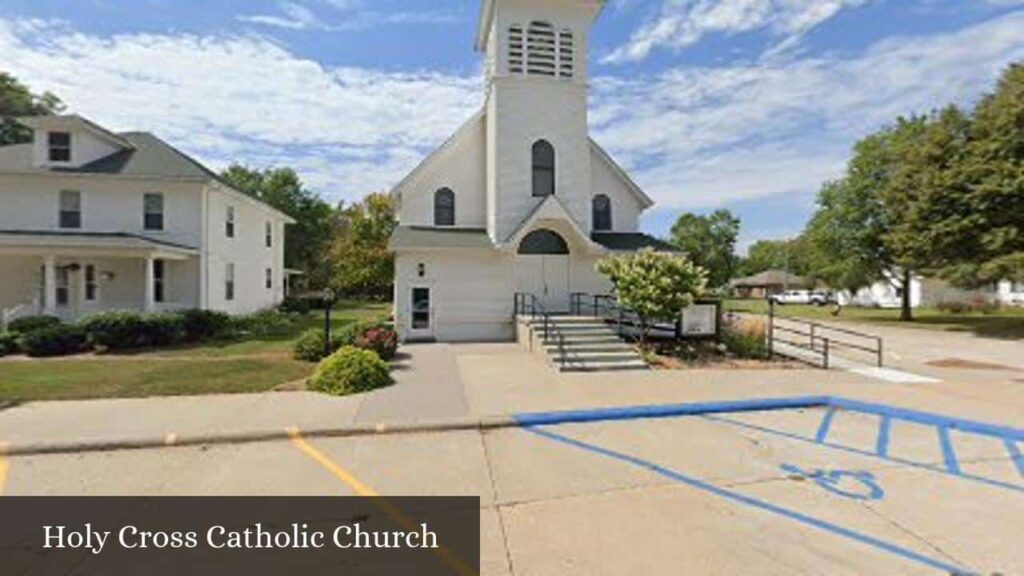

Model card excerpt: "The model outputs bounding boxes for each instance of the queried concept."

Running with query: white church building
[390,0,671,342]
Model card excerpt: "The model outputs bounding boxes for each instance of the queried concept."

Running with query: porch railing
[1,303,35,331]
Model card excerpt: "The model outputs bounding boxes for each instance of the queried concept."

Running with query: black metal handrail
[514,293,568,368]
[570,292,684,340]
[768,302,884,368]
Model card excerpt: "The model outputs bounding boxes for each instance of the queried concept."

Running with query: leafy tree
[220,165,337,289]
[0,72,64,145]
[915,64,1024,286]
[740,237,815,278]
[328,192,397,298]
[669,209,740,288]
[597,248,707,347]
[805,118,927,320]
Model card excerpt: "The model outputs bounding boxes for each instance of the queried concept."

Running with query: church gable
[394,110,488,229]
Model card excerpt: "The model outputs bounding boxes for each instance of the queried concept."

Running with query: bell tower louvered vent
[507,20,574,79]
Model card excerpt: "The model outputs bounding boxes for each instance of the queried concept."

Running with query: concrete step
[544,342,636,353]
[541,336,624,346]
[564,350,644,362]
[558,359,649,373]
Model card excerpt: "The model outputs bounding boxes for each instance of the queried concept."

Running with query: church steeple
[476,0,604,89]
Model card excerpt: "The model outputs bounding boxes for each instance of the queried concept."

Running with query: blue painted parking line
[523,426,969,575]
[1006,440,1024,479]
[513,396,830,427]
[937,427,962,475]
[876,415,892,458]
[815,407,837,444]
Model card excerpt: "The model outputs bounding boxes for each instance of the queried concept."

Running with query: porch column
[144,256,156,312]
[43,256,57,315]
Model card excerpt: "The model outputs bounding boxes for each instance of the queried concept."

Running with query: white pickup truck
[768,290,831,306]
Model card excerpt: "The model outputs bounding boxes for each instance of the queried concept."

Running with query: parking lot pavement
[4,398,1023,575]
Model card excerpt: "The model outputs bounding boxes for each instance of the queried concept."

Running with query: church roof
[590,232,675,252]
[389,226,492,250]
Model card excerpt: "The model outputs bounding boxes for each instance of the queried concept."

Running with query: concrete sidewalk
[2,341,1022,455]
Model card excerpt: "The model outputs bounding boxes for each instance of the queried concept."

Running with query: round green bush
[293,328,343,362]
[308,346,391,396]
[7,315,61,335]
[80,311,184,350]
[20,324,88,357]
[177,309,232,342]
[0,332,20,356]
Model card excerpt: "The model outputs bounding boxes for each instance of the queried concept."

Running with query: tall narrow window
[153,259,165,303]
[265,268,273,290]
[56,267,70,306]
[48,132,71,162]
[434,188,455,227]
[225,263,235,301]
[59,190,81,229]
[265,221,273,248]
[592,194,612,231]
[225,206,235,238]
[532,140,555,197]
[85,264,97,302]
[144,193,164,231]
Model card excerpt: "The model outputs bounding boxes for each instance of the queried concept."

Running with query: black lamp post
[322,287,336,358]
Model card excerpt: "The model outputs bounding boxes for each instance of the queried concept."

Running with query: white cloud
[237,2,323,30]
[238,0,459,32]
[604,0,870,64]
[591,10,1024,209]
[0,19,481,201]
[0,10,1021,214]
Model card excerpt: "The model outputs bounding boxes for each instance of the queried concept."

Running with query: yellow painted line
[287,427,477,576]
[0,442,9,496]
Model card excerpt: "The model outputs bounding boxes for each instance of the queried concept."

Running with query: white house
[390,0,672,342]
[0,115,295,326]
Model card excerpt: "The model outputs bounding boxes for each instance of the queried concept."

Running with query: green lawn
[726,299,1024,339]
[0,300,391,402]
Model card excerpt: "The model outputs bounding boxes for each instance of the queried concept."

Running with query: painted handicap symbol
[781,464,885,501]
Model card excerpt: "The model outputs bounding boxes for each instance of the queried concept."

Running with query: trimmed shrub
[177,309,232,342]
[354,327,398,361]
[20,324,88,357]
[0,332,19,356]
[80,311,184,350]
[8,315,61,335]
[279,297,312,315]
[293,328,342,362]
[308,346,391,396]
[232,310,295,338]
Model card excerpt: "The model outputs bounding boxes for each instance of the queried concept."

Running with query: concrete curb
[1,415,521,457]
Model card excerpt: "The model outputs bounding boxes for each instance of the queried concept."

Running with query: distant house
[731,270,810,299]
[837,272,922,309]
[836,275,1023,309]
[0,115,295,327]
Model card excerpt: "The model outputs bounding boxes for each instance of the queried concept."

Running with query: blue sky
[1,0,1023,251]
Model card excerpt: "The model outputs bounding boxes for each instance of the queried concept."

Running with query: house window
[592,194,612,231]
[434,188,455,227]
[532,140,555,197]
[153,259,165,303]
[56,267,70,306]
[265,222,273,248]
[226,206,235,238]
[225,263,235,301]
[59,190,81,229]
[144,193,164,231]
[48,131,71,162]
[265,268,273,290]
[85,265,97,301]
